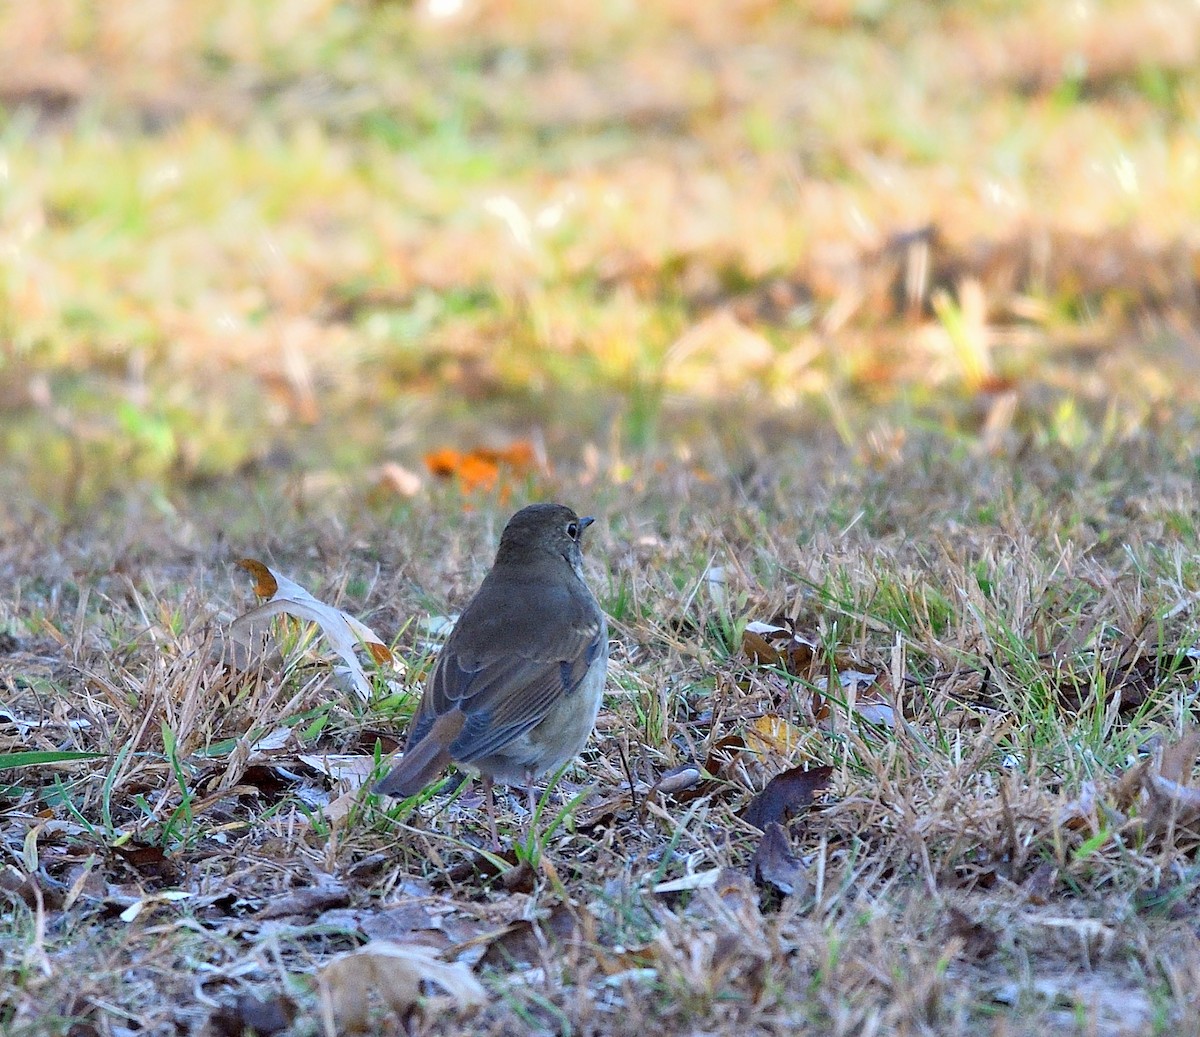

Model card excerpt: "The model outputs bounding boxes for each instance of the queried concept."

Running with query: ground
[2,1,1200,1035]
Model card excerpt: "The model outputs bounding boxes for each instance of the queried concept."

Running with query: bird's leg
[484,775,500,851]
[525,769,538,821]
[523,769,542,858]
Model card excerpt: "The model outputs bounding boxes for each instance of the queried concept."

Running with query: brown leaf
[254,880,350,921]
[236,558,278,597]
[741,629,782,666]
[1022,862,1059,905]
[0,867,61,910]
[478,905,579,969]
[109,842,179,882]
[704,733,748,777]
[356,903,445,947]
[741,764,832,831]
[317,941,487,1032]
[944,907,999,962]
[1138,730,1200,835]
[1158,730,1200,784]
[446,847,520,885]
[208,993,297,1037]
[749,822,809,897]
[741,621,818,677]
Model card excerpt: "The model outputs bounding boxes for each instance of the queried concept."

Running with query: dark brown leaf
[207,992,297,1037]
[109,842,179,883]
[1023,862,1059,905]
[741,629,783,666]
[254,880,350,921]
[749,822,809,896]
[478,905,579,969]
[0,866,62,909]
[704,733,748,777]
[742,765,832,830]
[944,907,999,961]
[446,848,519,885]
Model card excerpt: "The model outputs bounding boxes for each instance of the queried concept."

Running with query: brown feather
[373,711,464,797]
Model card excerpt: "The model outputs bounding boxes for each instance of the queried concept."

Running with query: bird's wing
[418,587,606,764]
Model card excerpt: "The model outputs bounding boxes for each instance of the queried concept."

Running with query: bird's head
[494,502,596,574]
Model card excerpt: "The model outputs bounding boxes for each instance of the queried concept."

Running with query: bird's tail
[374,738,453,797]
[374,713,464,797]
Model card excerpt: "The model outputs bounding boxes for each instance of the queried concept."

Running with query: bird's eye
[566,521,580,540]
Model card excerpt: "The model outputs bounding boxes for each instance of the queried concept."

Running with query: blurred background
[2,0,1199,517]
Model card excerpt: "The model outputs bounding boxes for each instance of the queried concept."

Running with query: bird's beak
[579,516,595,531]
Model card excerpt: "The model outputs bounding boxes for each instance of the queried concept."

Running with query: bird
[375,502,608,844]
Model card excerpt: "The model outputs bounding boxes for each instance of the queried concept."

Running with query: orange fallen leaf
[456,453,499,494]
[477,441,537,471]
[423,440,541,500]
[423,448,462,478]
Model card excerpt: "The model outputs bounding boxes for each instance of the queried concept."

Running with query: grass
[4,0,1200,1033]
[7,429,1200,1034]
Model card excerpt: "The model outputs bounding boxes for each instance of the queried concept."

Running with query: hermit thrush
[375,503,608,840]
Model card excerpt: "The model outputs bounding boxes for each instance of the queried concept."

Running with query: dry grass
[4,424,1200,1035]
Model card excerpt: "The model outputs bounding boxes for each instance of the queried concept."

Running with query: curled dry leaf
[1056,781,1100,833]
[1142,730,1200,829]
[705,733,751,778]
[478,905,580,969]
[741,618,899,729]
[373,462,423,499]
[1156,729,1200,784]
[741,621,818,676]
[318,941,487,1035]
[813,670,897,729]
[254,878,350,922]
[651,763,704,798]
[652,867,724,894]
[749,822,809,897]
[231,559,393,702]
[298,753,377,783]
[742,764,832,831]
[1059,731,1200,855]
